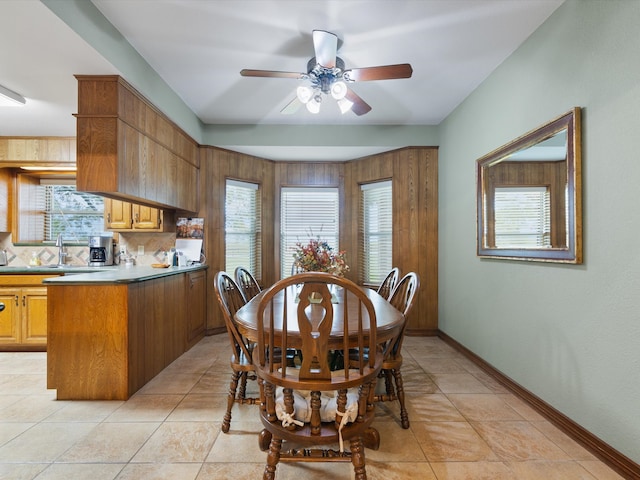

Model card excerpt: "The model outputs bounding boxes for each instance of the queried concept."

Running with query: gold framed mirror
[476,107,582,263]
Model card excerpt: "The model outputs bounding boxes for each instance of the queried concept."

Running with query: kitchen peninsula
[44,265,207,400]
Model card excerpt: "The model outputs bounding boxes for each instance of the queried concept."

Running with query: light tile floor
[0,335,626,479]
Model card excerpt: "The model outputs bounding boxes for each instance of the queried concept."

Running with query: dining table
[234,283,405,349]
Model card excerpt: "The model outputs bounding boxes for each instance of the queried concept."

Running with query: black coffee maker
[88,235,114,266]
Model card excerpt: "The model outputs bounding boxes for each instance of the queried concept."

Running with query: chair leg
[263,436,282,480]
[392,368,410,429]
[350,437,368,480]
[222,370,241,433]
[258,428,272,452]
[383,369,395,396]
[238,371,248,399]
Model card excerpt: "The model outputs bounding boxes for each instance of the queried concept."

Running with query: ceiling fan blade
[343,63,413,82]
[280,97,303,115]
[345,89,372,116]
[240,69,305,79]
[312,30,337,68]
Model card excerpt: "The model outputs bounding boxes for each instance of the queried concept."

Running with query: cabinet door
[21,287,48,345]
[105,198,133,230]
[132,204,160,230]
[186,270,206,347]
[0,288,20,345]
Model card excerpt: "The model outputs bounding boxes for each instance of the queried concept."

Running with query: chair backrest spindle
[234,266,262,303]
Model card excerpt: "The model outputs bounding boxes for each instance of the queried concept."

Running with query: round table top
[234,284,404,348]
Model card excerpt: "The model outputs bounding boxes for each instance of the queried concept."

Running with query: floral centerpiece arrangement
[292,237,349,277]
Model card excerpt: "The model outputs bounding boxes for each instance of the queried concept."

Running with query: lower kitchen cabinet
[186,270,206,347]
[0,275,55,350]
[47,267,207,400]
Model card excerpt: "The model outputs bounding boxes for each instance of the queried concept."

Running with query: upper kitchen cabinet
[104,198,176,232]
[0,137,76,167]
[74,75,199,213]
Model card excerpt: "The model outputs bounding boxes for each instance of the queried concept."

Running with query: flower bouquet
[292,237,349,277]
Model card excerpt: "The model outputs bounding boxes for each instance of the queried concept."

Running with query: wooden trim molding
[437,330,640,480]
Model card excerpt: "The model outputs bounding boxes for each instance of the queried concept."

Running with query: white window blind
[493,186,551,247]
[38,180,104,242]
[359,180,393,285]
[280,187,339,278]
[225,179,262,281]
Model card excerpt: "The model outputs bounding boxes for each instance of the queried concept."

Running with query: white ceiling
[0,0,564,161]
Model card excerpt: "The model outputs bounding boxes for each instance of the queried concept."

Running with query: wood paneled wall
[200,145,438,336]
[0,168,12,232]
[198,146,275,334]
[344,147,438,334]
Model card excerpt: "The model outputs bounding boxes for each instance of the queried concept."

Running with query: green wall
[438,0,640,462]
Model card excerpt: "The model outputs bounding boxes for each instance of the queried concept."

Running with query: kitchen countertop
[0,264,207,284]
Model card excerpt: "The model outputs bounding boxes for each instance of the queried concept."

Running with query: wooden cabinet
[47,267,207,400]
[186,270,206,347]
[0,275,56,350]
[0,137,76,166]
[104,198,174,231]
[104,198,132,230]
[75,75,199,213]
[0,286,48,348]
[0,288,19,344]
[21,287,48,345]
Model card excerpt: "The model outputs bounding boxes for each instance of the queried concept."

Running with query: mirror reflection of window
[492,186,550,248]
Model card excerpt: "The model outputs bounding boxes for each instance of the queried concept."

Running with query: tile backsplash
[0,232,176,267]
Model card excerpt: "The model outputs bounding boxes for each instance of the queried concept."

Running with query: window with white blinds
[38,180,104,243]
[225,179,262,281]
[493,186,551,247]
[359,180,393,285]
[280,187,339,278]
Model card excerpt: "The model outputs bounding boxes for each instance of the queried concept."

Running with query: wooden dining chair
[376,271,420,429]
[234,266,262,302]
[254,272,384,480]
[376,267,400,300]
[213,271,261,433]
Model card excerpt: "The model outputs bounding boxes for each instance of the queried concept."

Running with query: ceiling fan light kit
[240,30,412,116]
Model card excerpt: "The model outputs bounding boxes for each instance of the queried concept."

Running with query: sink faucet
[56,233,67,266]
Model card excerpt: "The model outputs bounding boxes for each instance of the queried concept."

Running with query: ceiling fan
[240,30,413,116]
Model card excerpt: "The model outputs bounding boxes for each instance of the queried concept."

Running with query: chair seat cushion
[275,386,359,424]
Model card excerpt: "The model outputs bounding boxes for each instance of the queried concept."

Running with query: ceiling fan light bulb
[306,96,321,114]
[337,97,353,114]
[296,85,313,104]
[331,81,347,100]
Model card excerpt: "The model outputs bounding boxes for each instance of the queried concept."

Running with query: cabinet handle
[107,213,111,223]
[15,295,19,306]
[22,296,26,307]
[134,213,139,223]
